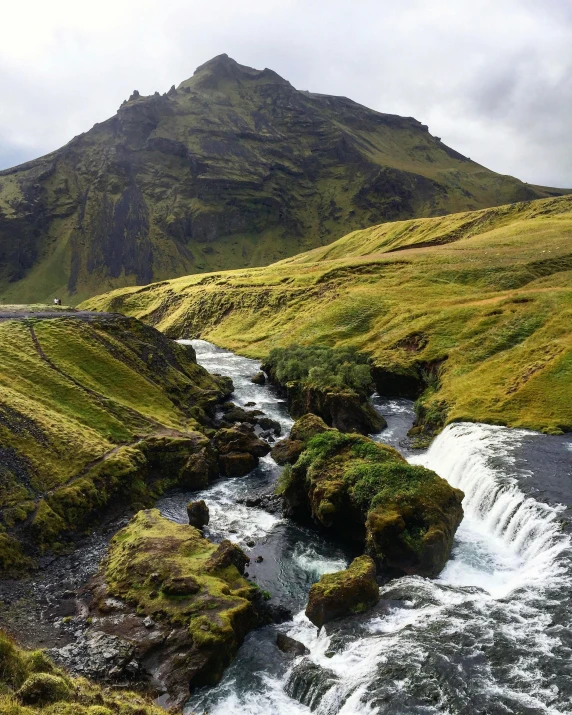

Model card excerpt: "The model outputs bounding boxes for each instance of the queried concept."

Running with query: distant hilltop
[1,53,569,304]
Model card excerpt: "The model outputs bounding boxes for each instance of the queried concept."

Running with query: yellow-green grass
[0,314,228,566]
[0,628,165,714]
[83,195,572,435]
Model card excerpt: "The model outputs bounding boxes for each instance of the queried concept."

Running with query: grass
[0,628,166,714]
[0,312,230,569]
[83,194,572,435]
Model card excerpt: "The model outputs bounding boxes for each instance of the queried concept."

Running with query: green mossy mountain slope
[84,194,572,435]
[0,309,231,570]
[1,54,568,304]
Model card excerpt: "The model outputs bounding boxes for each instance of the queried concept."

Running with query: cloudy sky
[1,0,570,187]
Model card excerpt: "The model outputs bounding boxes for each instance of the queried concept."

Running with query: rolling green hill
[83,194,572,435]
[0,309,230,569]
[1,54,568,305]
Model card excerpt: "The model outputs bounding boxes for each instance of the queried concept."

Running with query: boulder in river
[85,509,260,709]
[283,419,464,577]
[251,371,266,385]
[276,632,310,656]
[187,499,210,529]
[214,426,271,476]
[305,556,379,628]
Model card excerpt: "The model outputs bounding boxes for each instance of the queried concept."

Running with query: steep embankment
[84,195,572,435]
[1,54,568,304]
[0,308,232,570]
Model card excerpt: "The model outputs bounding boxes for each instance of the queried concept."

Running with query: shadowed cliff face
[0,53,567,303]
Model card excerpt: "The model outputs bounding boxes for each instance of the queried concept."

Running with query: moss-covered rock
[286,383,386,435]
[0,630,165,715]
[87,509,259,707]
[305,556,380,628]
[283,422,464,577]
[17,673,70,705]
[271,413,331,466]
[271,439,305,466]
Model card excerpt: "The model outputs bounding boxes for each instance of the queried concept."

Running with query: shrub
[264,345,374,395]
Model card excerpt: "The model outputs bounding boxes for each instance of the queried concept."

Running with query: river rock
[187,499,209,529]
[204,539,249,575]
[305,556,379,628]
[271,438,305,465]
[214,426,271,477]
[283,422,464,577]
[251,371,266,385]
[81,510,261,709]
[276,632,310,656]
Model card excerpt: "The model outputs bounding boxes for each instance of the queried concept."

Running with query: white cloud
[0,0,570,187]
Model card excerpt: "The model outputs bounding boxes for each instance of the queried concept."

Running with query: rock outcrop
[305,556,380,628]
[81,510,262,709]
[285,382,386,435]
[213,425,271,477]
[281,416,464,577]
[187,499,209,529]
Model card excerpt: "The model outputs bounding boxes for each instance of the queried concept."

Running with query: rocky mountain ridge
[1,54,568,303]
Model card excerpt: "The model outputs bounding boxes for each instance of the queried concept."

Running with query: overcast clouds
[1,0,570,187]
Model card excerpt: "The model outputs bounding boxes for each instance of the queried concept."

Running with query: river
[157,339,572,715]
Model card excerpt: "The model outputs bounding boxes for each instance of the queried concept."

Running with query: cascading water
[164,340,571,715]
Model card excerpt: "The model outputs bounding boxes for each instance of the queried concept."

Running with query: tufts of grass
[83,195,572,435]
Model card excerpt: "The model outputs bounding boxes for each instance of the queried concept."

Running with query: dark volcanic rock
[187,499,209,529]
[251,371,266,385]
[271,438,305,465]
[214,426,271,477]
[305,556,380,628]
[276,632,310,657]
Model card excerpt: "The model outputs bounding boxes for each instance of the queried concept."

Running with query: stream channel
[157,339,572,715]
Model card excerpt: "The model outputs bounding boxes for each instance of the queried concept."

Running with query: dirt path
[0,309,121,322]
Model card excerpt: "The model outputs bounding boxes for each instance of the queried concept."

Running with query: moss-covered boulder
[271,439,305,466]
[271,414,331,466]
[251,371,266,385]
[0,629,165,715]
[305,556,380,628]
[87,509,260,708]
[17,673,71,705]
[187,499,209,529]
[284,425,464,577]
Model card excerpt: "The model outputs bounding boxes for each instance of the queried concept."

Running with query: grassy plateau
[83,194,572,435]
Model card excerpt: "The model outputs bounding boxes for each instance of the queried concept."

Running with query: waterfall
[411,422,570,587]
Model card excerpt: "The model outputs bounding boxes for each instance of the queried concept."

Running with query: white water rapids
[167,341,572,715]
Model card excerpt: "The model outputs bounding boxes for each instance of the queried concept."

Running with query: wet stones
[213,425,271,477]
[251,371,266,385]
[204,539,249,575]
[305,556,380,629]
[276,633,310,657]
[187,499,209,529]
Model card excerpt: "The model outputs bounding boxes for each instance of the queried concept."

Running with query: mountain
[83,194,572,436]
[0,54,568,304]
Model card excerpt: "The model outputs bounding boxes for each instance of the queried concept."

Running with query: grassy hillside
[1,54,568,304]
[83,194,572,435]
[0,309,230,569]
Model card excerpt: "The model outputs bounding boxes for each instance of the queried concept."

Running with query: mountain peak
[182,54,292,91]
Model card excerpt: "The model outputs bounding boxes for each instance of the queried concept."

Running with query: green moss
[0,629,165,715]
[104,509,255,642]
